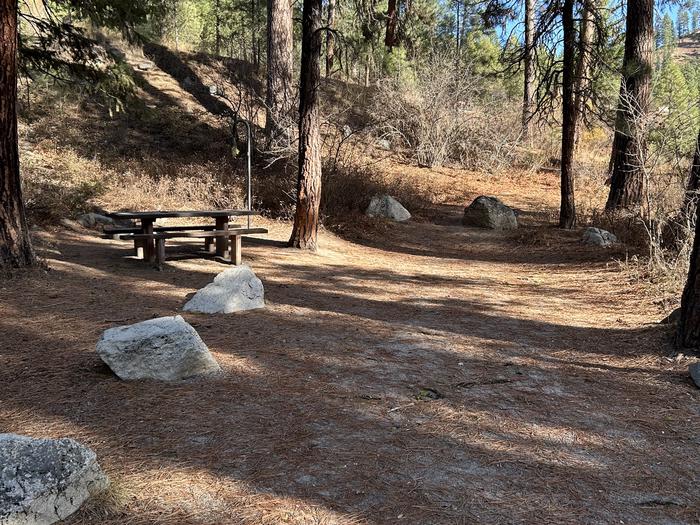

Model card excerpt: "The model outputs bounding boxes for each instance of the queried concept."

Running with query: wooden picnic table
[107,209,261,263]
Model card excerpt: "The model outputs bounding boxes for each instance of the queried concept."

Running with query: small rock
[183,266,265,314]
[107,47,126,60]
[582,227,618,247]
[462,196,518,230]
[690,363,700,388]
[77,213,116,229]
[96,315,220,381]
[365,195,411,222]
[136,61,153,71]
[376,138,391,150]
[342,125,352,138]
[0,434,108,525]
[59,218,85,232]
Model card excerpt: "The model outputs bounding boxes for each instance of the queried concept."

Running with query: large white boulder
[96,315,220,380]
[582,227,618,247]
[462,196,518,230]
[0,434,108,525]
[365,195,411,222]
[183,265,265,314]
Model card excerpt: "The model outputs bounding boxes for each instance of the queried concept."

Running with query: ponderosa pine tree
[522,0,534,137]
[385,0,399,50]
[606,0,653,211]
[289,0,323,249]
[326,0,337,77]
[573,0,594,148]
[1,0,35,268]
[559,0,576,228]
[678,9,690,37]
[265,0,294,148]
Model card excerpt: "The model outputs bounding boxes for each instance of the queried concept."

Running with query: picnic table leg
[229,235,242,265]
[215,217,229,257]
[204,236,216,253]
[142,219,155,262]
[134,239,145,259]
[155,238,166,270]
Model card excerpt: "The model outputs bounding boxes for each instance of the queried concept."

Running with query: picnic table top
[108,209,258,220]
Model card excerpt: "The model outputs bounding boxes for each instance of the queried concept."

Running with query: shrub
[371,56,522,170]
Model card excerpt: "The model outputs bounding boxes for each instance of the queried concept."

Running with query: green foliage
[679,9,690,37]
[651,58,700,160]
[660,14,677,50]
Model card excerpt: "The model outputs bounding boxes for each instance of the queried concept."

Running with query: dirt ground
[1,181,699,524]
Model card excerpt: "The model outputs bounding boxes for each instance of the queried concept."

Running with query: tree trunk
[215,0,221,56]
[559,0,576,229]
[251,0,257,68]
[573,0,594,148]
[606,0,653,211]
[325,0,336,77]
[288,0,323,250]
[265,0,294,148]
[678,197,700,348]
[0,0,35,268]
[385,0,398,51]
[522,0,534,138]
[455,0,461,57]
[679,129,700,225]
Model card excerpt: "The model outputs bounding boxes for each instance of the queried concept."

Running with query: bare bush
[371,57,522,170]
[598,75,698,298]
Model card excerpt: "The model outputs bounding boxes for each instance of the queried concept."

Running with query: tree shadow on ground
[1,230,697,524]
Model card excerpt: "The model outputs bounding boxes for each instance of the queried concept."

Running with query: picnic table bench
[106,209,267,269]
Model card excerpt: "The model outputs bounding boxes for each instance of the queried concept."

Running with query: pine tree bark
[265,0,294,147]
[325,0,336,77]
[606,0,653,211]
[559,0,576,228]
[0,0,35,268]
[215,0,221,56]
[684,129,700,214]
[678,198,700,348]
[522,0,534,138]
[385,0,398,51]
[573,0,594,148]
[289,0,322,250]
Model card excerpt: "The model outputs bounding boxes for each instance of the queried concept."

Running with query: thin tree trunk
[289,0,323,250]
[573,0,593,148]
[325,0,336,77]
[265,0,294,147]
[250,0,258,70]
[215,0,221,56]
[0,0,35,268]
[385,0,398,51]
[688,130,700,198]
[559,0,576,228]
[606,0,653,211]
[522,0,534,138]
[455,0,461,57]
